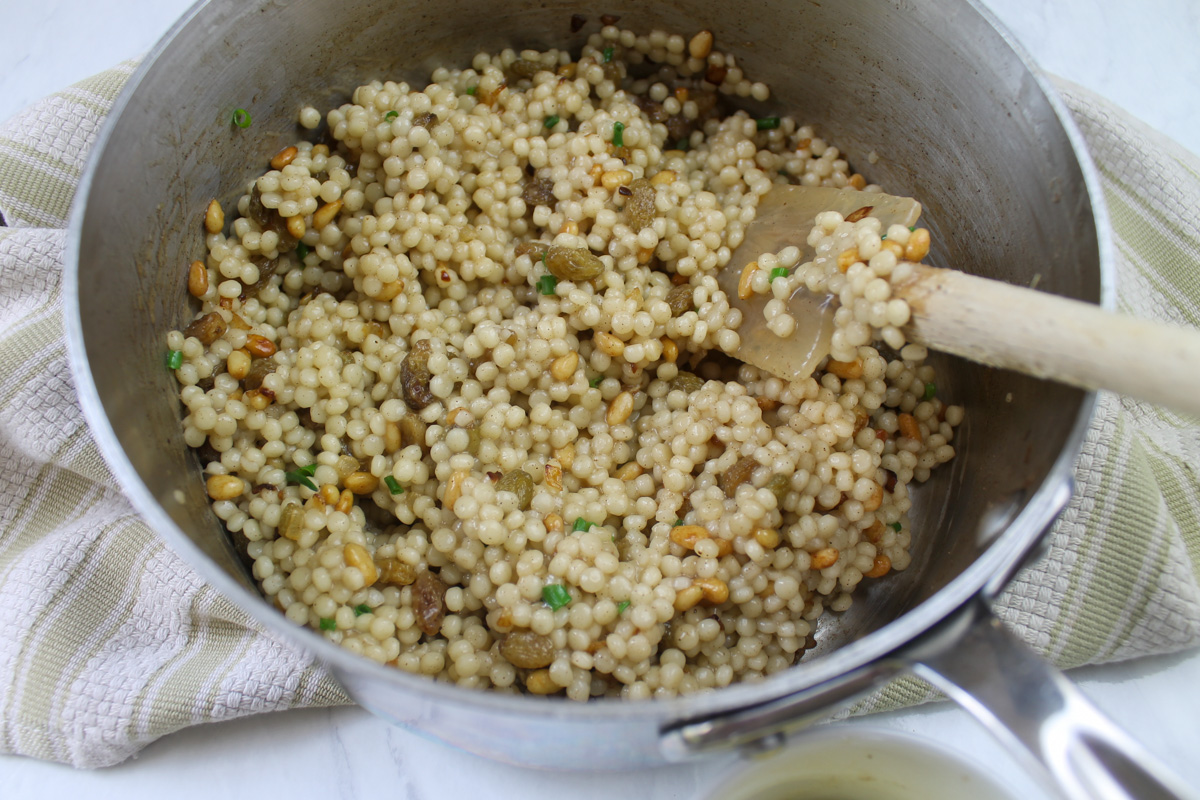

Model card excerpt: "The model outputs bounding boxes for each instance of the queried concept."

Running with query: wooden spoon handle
[899,265,1200,417]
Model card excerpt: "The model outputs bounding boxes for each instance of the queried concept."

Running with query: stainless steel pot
[63,1,1192,797]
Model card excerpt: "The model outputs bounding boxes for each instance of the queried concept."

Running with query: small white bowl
[702,726,1018,800]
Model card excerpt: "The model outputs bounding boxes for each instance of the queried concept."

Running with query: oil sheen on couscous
[168,23,962,701]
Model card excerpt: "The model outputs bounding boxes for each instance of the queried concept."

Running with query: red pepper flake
[600,14,621,25]
[487,471,502,481]
[876,429,889,441]
[570,13,586,32]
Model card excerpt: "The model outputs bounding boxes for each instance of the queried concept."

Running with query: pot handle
[910,602,1197,800]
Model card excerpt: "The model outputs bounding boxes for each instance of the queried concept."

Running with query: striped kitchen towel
[0,67,1197,768]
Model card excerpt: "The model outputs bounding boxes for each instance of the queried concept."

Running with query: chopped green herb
[167,350,183,370]
[923,382,937,401]
[572,518,595,532]
[890,521,903,532]
[612,120,625,147]
[537,274,558,295]
[673,519,684,527]
[541,249,549,267]
[756,117,781,131]
[385,110,399,121]
[466,85,477,95]
[384,475,405,495]
[589,375,603,388]
[319,617,336,631]
[232,108,252,128]
[617,600,630,614]
[544,115,561,129]
[296,242,309,261]
[602,46,615,63]
[542,584,572,610]
[285,463,318,492]
[354,604,371,616]
[676,138,690,151]
[880,233,888,240]
[909,225,917,231]
[769,266,789,282]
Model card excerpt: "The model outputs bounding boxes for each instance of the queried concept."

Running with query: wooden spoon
[720,185,1200,417]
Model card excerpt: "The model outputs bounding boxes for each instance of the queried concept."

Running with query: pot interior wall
[74,0,1099,706]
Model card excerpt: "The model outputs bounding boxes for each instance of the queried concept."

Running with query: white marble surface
[2,0,1199,798]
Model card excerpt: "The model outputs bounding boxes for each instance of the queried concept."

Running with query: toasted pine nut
[244,334,277,358]
[345,471,379,495]
[670,524,710,550]
[688,29,714,59]
[550,352,579,382]
[904,227,931,261]
[374,280,404,302]
[544,461,563,491]
[882,240,904,259]
[312,199,343,230]
[286,214,307,239]
[188,260,209,297]
[319,483,340,505]
[674,584,704,612]
[245,388,274,410]
[335,488,355,514]
[589,163,604,181]
[661,337,678,363]
[606,391,634,425]
[443,469,469,511]
[206,474,244,500]
[384,421,402,453]
[825,358,863,380]
[204,199,224,233]
[863,520,886,543]
[811,547,840,570]
[614,462,643,481]
[837,248,860,272]
[897,412,922,442]
[848,173,867,190]
[555,443,576,471]
[636,246,654,264]
[227,349,251,380]
[650,169,677,186]
[737,260,757,300]
[343,542,379,586]
[270,145,299,170]
[862,482,884,512]
[558,219,579,236]
[594,331,625,357]
[446,407,474,428]
[228,312,252,331]
[845,206,873,223]
[544,512,564,533]
[600,169,633,191]
[695,577,729,605]
[311,143,329,158]
[864,554,892,578]
[756,396,780,412]
[753,528,781,549]
[525,669,560,695]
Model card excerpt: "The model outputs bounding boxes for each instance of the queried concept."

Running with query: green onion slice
[537,274,558,296]
[384,475,405,495]
[756,117,781,131]
[285,463,318,492]
[296,242,310,261]
[354,604,371,616]
[612,120,625,147]
[923,382,937,401]
[542,584,572,610]
[466,86,477,95]
[673,519,684,527]
[167,350,183,370]
[676,138,689,151]
[385,110,399,121]
[589,375,603,388]
[602,46,614,63]
[544,115,561,129]
[319,617,336,631]
[890,521,903,532]
[617,600,630,614]
[769,266,789,282]
[232,108,252,128]
[572,518,595,532]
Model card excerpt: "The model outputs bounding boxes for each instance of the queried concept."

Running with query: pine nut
[825,358,863,379]
[525,668,560,695]
[555,443,575,470]
[385,421,402,452]
[695,577,729,605]
[848,173,867,190]
[286,214,307,239]
[312,143,329,158]
[650,169,677,186]
[345,471,379,495]
[594,331,625,357]
[550,352,579,381]
[446,407,474,428]
[670,524,710,550]
[753,528,781,549]
[270,145,299,170]
[313,199,343,230]
[898,412,922,442]
[335,488,355,514]
[245,388,274,409]
[606,391,634,425]
[904,227,931,261]
[188,260,208,297]
[882,240,904,259]
[544,461,563,491]
[862,482,884,512]
[204,199,224,233]
[244,334,277,358]
[811,547,840,569]
[544,513,564,533]
[864,554,892,578]
[688,29,714,59]
[614,462,642,481]
[674,584,704,612]
[227,349,251,380]
[661,337,678,363]
[320,483,340,505]
[443,469,469,511]
[737,260,757,299]
[600,169,633,191]
[206,474,244,500]
[343,542,379,586]
[837,247,860,272]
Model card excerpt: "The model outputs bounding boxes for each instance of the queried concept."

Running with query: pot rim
[63,0,1111,731]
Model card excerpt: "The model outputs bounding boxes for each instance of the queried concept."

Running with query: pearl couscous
[168,24,961,701]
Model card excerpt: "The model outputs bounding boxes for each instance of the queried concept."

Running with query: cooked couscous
[167,23,961,701]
